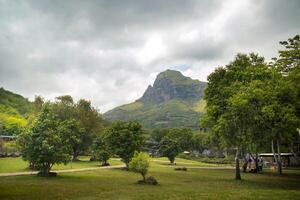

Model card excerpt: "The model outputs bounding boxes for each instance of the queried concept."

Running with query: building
[259,153,300,167]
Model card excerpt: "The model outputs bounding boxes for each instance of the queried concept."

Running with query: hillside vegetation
[0,88,33,135]
[104,70,207,130]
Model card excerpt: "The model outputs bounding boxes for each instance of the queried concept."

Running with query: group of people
[243,154,264,173]
[249,156,264,173]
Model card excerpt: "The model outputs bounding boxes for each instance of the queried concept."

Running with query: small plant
[144,176,158,185]
[129,151,157,185]
[174,167,187,171]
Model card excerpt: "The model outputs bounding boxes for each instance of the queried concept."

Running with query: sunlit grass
[0,156,123,173]
[0,164,299,200]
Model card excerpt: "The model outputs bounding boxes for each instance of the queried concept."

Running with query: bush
[129,151,150,182]
[37,171,57,177]
[144,176,158,185]
[174,167,187,171]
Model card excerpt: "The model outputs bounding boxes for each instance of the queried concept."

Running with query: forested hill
[0,87,33,135]
[104,70,207,130]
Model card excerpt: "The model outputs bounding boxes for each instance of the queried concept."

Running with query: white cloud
[137,33,167,65]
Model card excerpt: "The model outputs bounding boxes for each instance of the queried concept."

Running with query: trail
[0,165,125,177]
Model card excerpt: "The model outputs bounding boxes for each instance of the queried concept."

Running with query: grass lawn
[0,157,228,174]
[0,165,299,200]
[0,157,123,173]
[151,157,231,167]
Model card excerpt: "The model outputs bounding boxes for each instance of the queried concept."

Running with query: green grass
[0,157,228,174]
[0,164,299,200]
[0,157,123,173]
[151,157,230,167]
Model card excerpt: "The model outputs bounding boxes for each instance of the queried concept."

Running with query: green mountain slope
[0,87,33,135]
[104,70,207,130]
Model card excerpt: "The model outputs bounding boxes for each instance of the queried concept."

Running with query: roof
[259,153,294,156]
[0,135,17,139]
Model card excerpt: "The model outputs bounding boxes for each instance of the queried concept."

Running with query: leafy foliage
[159,137,181,164]
[104,70,207,130]
[17,104,71,175]
[0,88,34,136]
[129,151,150,181]
[105,121,144,167]
[93,135,111,165]
[52,96,105,159]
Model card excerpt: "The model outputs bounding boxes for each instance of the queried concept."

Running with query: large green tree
[202,53,272,179]
[52,96,104,160]
[158,137,181,164]
[18,103,71,176]
[105,120,144,168]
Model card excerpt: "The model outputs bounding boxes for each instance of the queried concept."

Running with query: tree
[167,128,193,151]
[201,53,272,179]
[150,128,169,143]
[129,151,150,182]
[52,96,104,160]
[105,121,144,168]
[59,119,85,160]
[18,104,71,176]
[33,95,44,113]
[260,72,298,174]
[93,135,111,166]
[159,137,181,164]
[271,35,300,73]
[74,99,104,159]
[151,128,194,151]
[269,35,300,174]
[192,132,208,153]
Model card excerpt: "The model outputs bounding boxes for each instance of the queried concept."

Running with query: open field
[0,157,231,174]
[0,157,300,200]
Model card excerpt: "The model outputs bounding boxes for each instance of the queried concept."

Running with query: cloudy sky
[0,0,299,112]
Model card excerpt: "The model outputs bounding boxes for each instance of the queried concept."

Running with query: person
[258,157,263,172]
[248,157,253,172]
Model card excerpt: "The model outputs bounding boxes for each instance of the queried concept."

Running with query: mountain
[0,87,33,135]
[104,69,207,130]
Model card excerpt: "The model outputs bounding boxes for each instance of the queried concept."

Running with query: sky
[0,0,299,112]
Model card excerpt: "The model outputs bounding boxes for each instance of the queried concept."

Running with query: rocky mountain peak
[139,69,207,104]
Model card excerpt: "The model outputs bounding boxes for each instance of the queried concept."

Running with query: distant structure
[259,153,300,167]
[0,135,17,141]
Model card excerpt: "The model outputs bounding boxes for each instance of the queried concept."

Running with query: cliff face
[139,70,206,104]
[104,69,207,130]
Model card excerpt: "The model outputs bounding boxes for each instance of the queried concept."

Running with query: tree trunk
[276,140,282,175]
[169,157,175,165]
[235,148,241,180]
[125,161,129,169]
[254,153,259,173]
[73,148,80,161]
[142,173,146,182]
[242,154,248,173]
[271,140,278,165]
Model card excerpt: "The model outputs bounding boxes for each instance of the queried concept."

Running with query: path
[0,164,125,177]
[0,160,234,177]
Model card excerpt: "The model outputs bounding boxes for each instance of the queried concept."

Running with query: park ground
[0,157,300,200]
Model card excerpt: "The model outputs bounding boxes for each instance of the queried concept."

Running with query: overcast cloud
[0,0,299,112]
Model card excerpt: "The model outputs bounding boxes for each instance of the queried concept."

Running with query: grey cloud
[0,0,299,112]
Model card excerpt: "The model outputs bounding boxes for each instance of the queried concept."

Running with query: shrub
[129,151,150,182]
[145,176,158,185]
[174,167,187,171]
